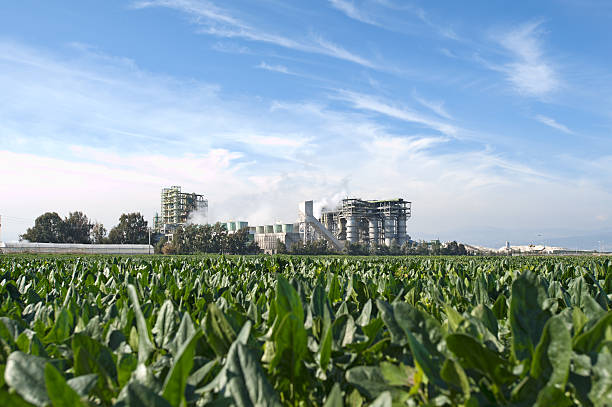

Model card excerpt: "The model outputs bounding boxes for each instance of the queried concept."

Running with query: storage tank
[346,216,358,243]
[236,221,249,230]
[265,225,274,233]
[256,225,265,234]
[274,224,283,233]
[282,224,294,233]
[384,216,396,246]
[397,216,407,246]
[368,218,379,245]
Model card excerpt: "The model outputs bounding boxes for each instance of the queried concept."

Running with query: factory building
[253,223,301,254]
[318,198,411,247]
[154,186,208,234]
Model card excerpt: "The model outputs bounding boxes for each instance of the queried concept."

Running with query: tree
[91,222,107,244]
[108,213,149,244]
[275,238,288,254]
[64,211,93,243]
[21,212,67,243]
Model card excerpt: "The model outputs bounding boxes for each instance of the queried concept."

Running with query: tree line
[159,224,260,255]
[278,239,469,256]
[20,212,149,244]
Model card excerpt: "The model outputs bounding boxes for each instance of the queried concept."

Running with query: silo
[397,216,407,246]
[384,216,396,246]
[346,216,358,243]
[368,218,379,245]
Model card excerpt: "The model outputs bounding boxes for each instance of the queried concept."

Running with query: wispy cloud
[334,90,459,137]
[535,114,574,134]
[496,21,559,97]
[133,0,381,69]
[256,61,291,75]
[412,92,452,119]
[329,0,379,26]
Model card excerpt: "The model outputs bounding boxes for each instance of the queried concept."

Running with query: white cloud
[535,114,574,134]
[412,92,452,119]
[256,61,291,75]
[329,0,379,25]
[334,90,459,136]
[133,0,381,69]
[497,22,559,97]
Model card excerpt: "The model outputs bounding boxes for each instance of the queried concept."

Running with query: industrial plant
[153,186,208,235]
[152,186,413,254]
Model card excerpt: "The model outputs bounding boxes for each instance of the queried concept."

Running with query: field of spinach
[0,255,610,406]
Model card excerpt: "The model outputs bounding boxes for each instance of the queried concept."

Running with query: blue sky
[1,0,611,248]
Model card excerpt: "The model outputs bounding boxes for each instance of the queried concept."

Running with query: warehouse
[0,242,154,255]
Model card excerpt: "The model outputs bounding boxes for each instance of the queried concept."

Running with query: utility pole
[148,228,151,255]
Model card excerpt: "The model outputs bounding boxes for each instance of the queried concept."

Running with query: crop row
[0,255,610,406]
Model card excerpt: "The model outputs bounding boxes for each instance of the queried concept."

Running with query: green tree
[91,222,107,244]
[275,238,288,254]
[20,212,67,243]
[64,211,93,243]
[108,213,149,244]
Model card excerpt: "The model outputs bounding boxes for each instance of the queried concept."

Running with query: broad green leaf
[44,363,87,407]
[369,391,392,407]
[269,313,307,383]
[510,271,551,362]
[127,284,155,363]
[43,307,72,344]
[324,383,344,407]
[125,381,173,407]
[4,351,49,407]
[446,333,514,386]
[275,275,304,325]
[204,303,236,357]
[67,374,98,397]
[440,358,470,397]
[573,311,612,353]
[0,388,36,407]
[162,330,203,407]
[169,313,195,356]
[152,300,176,349]
[589,352,612,407]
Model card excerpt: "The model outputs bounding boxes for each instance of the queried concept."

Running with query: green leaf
[589,352,612,407]
[275,275,304,325]
[162,330,202,407]
[369,391,392,407]
[127,284,155,363]
[118,352,139,388]
[440,358,470,397]
[510,271,551,362]
[203,303,236,357]
[67,374,98,397]
[126,381,173,407]
[269,313,307,383]
[573,311,612,354]
[44,363,87,407]
[0,388,36,407]
[42,307,72,344]
[404,331,446,388]
[446,333,515,386]
[204,338,282,407]
[169,313,195,356]
[153,300,176,349]
[346,366,393,400]
[324,383,344,407]
[375,300,406,346]
[4,351,49,407]
[380,362,416,387]
[318,323,333,371]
